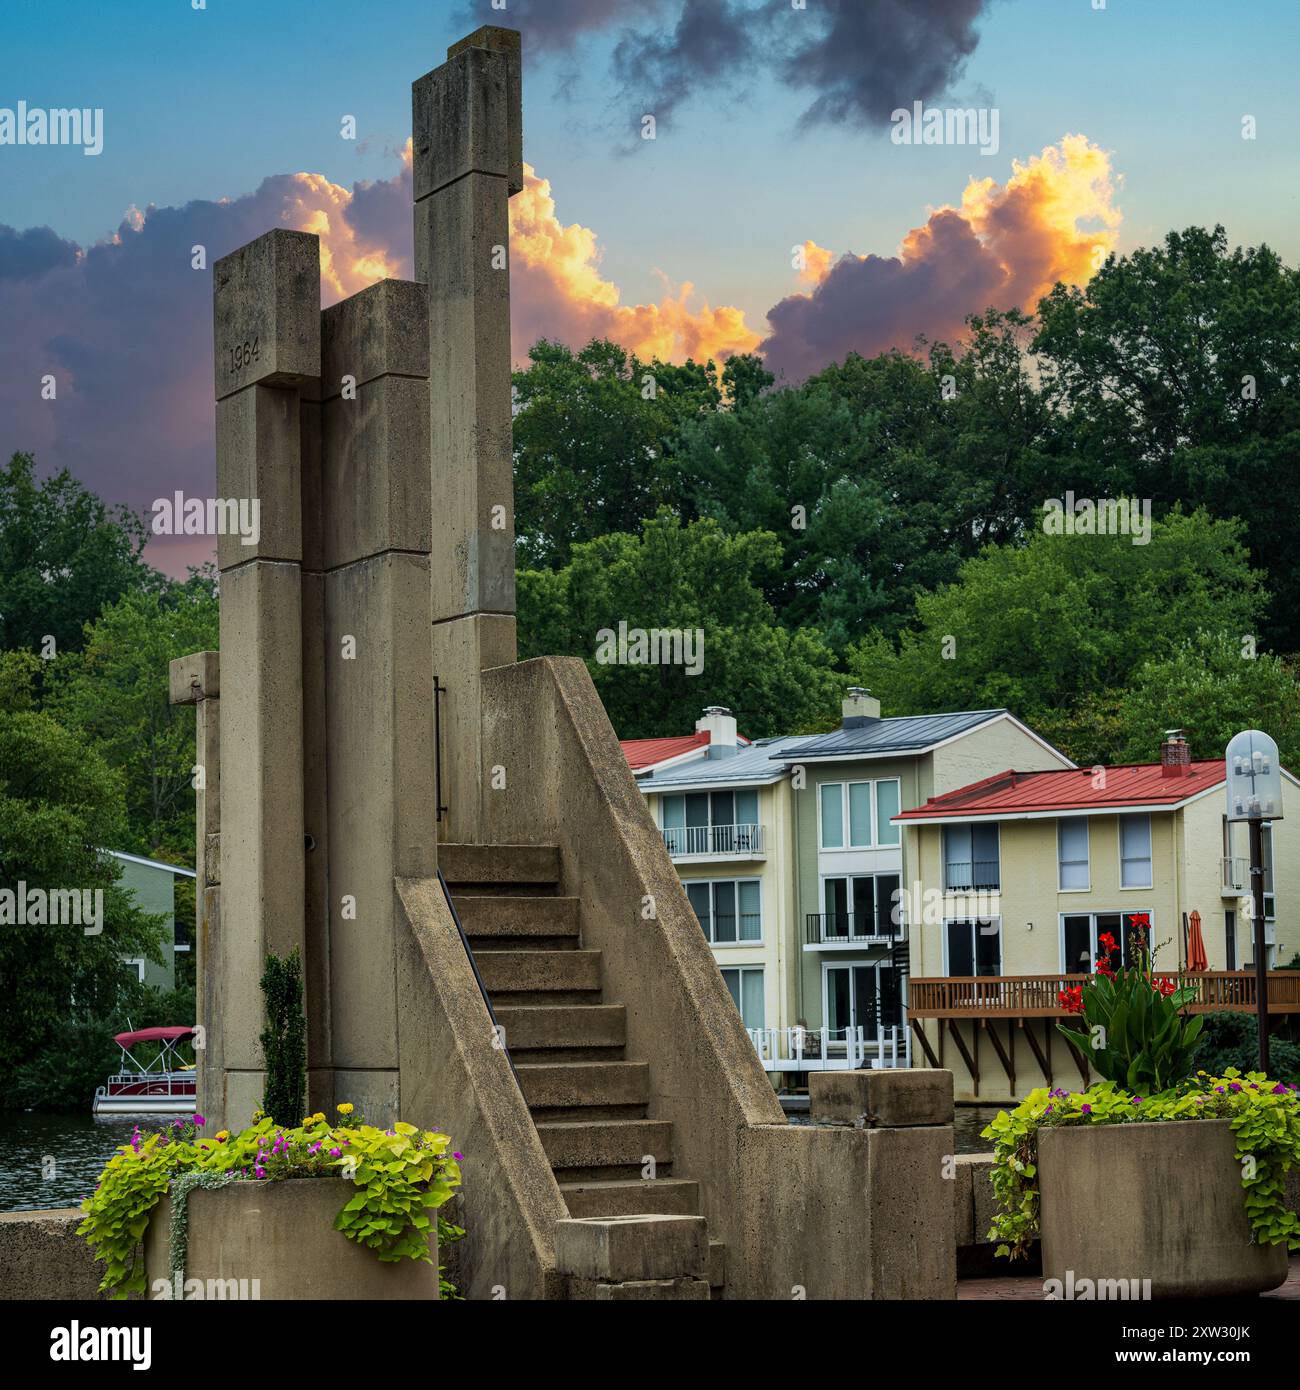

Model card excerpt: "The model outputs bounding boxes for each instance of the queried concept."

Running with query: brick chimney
[842,686,882,729]
[696,705,739,758]
[1160,728,1191,778]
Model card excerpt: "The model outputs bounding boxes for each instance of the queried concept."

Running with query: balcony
[908,971,1300,1019]
[1221,856,1249,894]
[805,912,905,949]
[662,823,766,860]
[943,859,1001,892]
[747,1024,912,1072]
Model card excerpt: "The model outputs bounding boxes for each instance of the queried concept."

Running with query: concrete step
[493,1004,625,1053]
[535,1118,674,1175]
[478,950,601,1001]
[559,1176,700,1219]
[515,1060,649,1111]
[454,895,579,950]
[440,843,560,888]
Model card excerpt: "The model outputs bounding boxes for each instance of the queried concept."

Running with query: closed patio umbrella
[1187,909,1209,972]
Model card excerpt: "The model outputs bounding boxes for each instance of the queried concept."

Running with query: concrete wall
[0,1209,105,1300]
[480,657,788,1273]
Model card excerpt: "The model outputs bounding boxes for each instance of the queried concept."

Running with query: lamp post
[1225,730,1283,1073]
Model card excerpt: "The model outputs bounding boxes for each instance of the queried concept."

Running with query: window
[1058,817,1090,891]
[818,779,902,850]
[825,963,903,1033]
[685,878,762,943]
[1119,815,1152,888]
[1263,824,1275,920]
[1225,909,1237,971]
[662,789,760,854]
[820,873,902,940]
[1062,911,1151,973]
[121,957,146,984]
[944,919,1001,976]
[943,823,1000,890]
[721,966,765,1029]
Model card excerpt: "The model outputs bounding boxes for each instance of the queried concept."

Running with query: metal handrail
[437,866,519,1084]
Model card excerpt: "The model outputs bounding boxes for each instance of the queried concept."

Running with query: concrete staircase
[441,843,722,1289]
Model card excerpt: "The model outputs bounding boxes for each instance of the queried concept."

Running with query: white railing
[746,1024,912,1072]
[1222,856,1249,892]
[662,823,766,857]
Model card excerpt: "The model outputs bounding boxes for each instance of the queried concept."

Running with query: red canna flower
[1098,932,1117,954]
[1058,985,1084,1014]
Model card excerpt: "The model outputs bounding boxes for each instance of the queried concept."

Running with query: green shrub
[1193,1012,1300,1082]
[258,949,306,1126]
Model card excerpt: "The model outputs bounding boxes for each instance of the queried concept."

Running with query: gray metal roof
[638,736,819,791]
[771,710,1007,760]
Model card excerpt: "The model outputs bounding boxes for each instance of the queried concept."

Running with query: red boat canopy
[114,1026,195,1047]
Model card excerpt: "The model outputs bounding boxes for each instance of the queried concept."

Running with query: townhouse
[896,731,1300,1103]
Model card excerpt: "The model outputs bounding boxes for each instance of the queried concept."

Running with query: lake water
[0,1112,140,1212]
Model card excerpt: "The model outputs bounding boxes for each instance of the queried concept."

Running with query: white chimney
[842,686,881,728]
[696,705,738,757]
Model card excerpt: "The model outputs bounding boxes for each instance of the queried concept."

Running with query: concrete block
[0,1209,105,1300]
[321,376,431,568]
[215,384,303,567]
[970,1150,1000,1246]
[144,1178,438,1299]
[412,37,521,201]
[810,1068,954,1128]
[447,26,523,194]
[213,229,321,400]
[169,650,219,704]
[951,1153,978,1247]
[554,1215,708,1282]
[299,396,324,572]
[1040,1120,1288,1297]
[321,278,429,392]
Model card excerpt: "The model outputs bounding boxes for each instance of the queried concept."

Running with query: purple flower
[1228,1082,1243,1093]
[194,1115,205,1126]
[1272,1083,1291,1095]
[453,1152,462,1160]
[329,1147,341,1158]
[1081,1104,1092,1114]
[1131,1096,1143,1106]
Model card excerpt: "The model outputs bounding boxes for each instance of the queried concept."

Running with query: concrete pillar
[168,652,221,1126]
[213,228,320,1127]
[554,1216,712,1301]
[319,278,435,1124]
[413,25,523,844]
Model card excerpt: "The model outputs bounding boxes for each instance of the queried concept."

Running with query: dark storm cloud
[0,224,79,281]
[455,0,993,132]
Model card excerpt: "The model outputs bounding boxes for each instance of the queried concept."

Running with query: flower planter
[1039,1120,1287,1298]
[142,1177,439,1300]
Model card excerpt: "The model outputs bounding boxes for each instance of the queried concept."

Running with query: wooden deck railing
[908,971,1300,1019]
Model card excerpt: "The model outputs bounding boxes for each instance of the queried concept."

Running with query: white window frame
[720,965,765,1029]
[1057,816,1091,892]
[941,821,1002,892]
[684,876,764,946]
[940,916,1003,976]
[816,777,902,851]
[1118,814,1153,890]
[1057,909,1155,974]
[121,957,146,983]
[821,959,904,1033]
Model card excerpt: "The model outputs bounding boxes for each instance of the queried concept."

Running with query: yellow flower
[312,1112,326,1124]
[216,1130,229,1142]
[337,1102,354,1115]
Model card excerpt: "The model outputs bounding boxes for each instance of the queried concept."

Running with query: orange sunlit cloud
[767,134,1123,380]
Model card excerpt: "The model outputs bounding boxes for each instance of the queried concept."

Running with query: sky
[2,0,1298,574]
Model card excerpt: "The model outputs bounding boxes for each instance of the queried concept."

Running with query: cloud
[761,134,1122,382]
[455,0,995,134]
[510,163,759,364]
[0,146,754,575]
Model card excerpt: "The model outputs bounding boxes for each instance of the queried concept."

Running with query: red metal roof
[619,731,750,771]
[896,760,1230,820]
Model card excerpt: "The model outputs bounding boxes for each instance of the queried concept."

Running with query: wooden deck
[906,972,1300,1094]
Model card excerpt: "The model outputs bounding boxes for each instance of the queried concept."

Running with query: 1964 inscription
[227,337,260,375]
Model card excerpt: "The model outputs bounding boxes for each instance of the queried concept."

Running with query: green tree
[50,569,218,859]
[846,511,1267,730]
[0,651,165,1076]
[0,452,152,657]
[518,511,842,738]
[512,339,724,569]
[1035,226,1300,650]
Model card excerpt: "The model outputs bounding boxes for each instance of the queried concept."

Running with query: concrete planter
[1039,1120,1288,1298]
[143,1177,440,1300]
